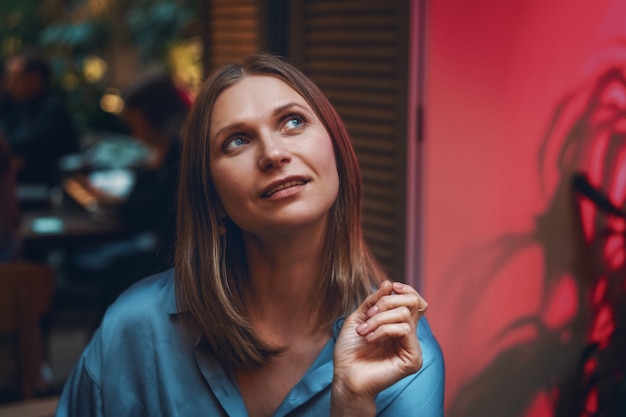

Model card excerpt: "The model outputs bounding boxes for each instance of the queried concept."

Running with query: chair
[0,261,55,400]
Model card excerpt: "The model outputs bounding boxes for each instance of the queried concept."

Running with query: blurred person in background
[0,132,20,262]
[0,60,20,261]
[114,71,187,274]
[66,72,189,311]
[0,50,79,186]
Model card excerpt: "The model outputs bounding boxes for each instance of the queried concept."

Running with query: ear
[216,204,229,236]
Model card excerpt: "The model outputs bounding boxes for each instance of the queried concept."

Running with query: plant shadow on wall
[446,67,626,417]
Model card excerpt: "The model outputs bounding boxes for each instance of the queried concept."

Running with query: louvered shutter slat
[291,0,410,279]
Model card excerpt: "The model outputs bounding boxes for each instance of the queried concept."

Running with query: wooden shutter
[204,0,262,73]
[289,0,411,280]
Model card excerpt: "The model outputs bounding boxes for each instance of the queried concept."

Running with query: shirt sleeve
[54,328,105,417]
[376,317,446,416]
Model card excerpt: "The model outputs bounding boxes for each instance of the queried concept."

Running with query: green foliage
[127,0,197,63]
[0,0,46,56]
[1,0,198,133]
[39,20,109,54]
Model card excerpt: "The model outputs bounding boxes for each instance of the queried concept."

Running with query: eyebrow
[212,102,310,142]
[272,102,309,117]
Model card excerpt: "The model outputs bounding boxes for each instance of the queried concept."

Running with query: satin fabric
[55,269,445,416]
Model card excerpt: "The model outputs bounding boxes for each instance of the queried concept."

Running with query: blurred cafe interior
[3,0,626,416]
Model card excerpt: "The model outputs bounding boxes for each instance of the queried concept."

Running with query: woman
[55,54,444,416]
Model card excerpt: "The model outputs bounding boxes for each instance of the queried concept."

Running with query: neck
[242,225,327,341]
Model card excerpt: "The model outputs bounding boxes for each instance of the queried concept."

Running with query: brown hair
[175,53,387,368]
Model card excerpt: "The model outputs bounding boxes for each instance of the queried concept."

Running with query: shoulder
[417,316,445,398]
[102,268,177,328]
[417,316,445,367]
[91,268,178,349]
[78,268,179,377]
[57,269,189,412]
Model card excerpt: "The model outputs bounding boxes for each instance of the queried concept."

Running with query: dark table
[20,209,125,258]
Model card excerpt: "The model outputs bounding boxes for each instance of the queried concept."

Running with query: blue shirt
[55,269,445,416]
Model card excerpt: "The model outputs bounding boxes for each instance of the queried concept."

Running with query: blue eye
[224,136,249,151]
[284,115,305,130]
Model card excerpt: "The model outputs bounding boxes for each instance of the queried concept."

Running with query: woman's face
[208,75,340,239]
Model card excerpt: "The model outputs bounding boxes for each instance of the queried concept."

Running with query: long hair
[175,53,387,368]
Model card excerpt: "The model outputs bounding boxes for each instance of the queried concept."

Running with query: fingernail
[367,305,378,317]
[393,282,405,290]
[356,323,368,334]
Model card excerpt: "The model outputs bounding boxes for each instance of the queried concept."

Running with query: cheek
[320,139,339,178]
[316,140,340,199]
[324,156,339,187]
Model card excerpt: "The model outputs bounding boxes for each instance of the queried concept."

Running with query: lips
[261,178,308,198]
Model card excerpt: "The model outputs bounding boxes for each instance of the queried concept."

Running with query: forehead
[210,75,309,124]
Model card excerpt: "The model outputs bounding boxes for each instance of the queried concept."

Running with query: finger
[362,322,415,343]
[391,282,428,313]
[365,322,424,373]
[390,282,428,314]
[356,280,394,317]
[391,281,418,295]
[367,289,428,319]
[357,306,414,337]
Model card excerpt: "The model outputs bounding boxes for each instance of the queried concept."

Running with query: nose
[257,134,291,171]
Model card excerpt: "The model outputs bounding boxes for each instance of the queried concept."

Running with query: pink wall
[423,0,626,415]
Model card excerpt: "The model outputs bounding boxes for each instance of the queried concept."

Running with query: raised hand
[331,280,428,416]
